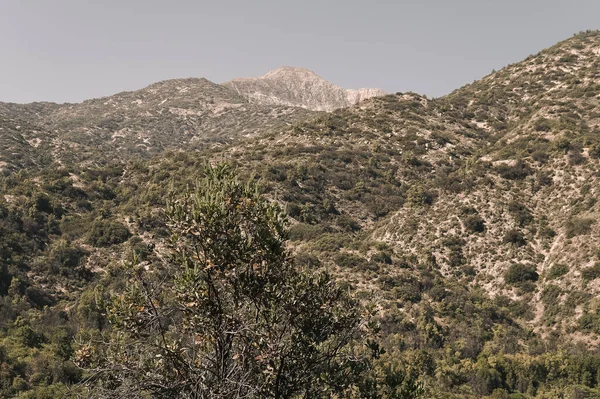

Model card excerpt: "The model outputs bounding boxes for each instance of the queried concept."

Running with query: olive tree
[78,164,373,399]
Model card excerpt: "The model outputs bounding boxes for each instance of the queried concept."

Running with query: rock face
[223,67,386,112]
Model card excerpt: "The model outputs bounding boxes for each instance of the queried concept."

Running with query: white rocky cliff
[223,67,386,112]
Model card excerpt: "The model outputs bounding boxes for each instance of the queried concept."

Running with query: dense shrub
[578,312,600,334]
[566,217,595,238]
[405,185,434,206]
[534,118,552,132]
[541,285,562,308]
[393,283,422,303]
[372,251,393,265]
[379,275,422,303]
[464,215,485,233]
[507,201,533,226]
[47,241,88,278]
[288,223,325,241]
[285,202,302,218]
[33,193,53,214]
[61,216,91,240]
[553,136,572,153]
[496,160,532,180]
[443,236,466,267]
[547,264,569,280]
[503,229,526,247]
[532,150,549,164]
[335,252,370,269]
[581,263,600,282]
[87,220,131,247]
[336,214,361,232]
[536,171,553,186]
[366,196,404,219]
[589,143,600,159]
[505,263,539,285]
[294,252,321,269]
[569,149,586,165]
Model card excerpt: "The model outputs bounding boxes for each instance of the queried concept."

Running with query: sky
[1,0,600,104]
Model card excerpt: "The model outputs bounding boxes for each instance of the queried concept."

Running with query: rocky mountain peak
[261,66,322,80]
[223,67,386,112]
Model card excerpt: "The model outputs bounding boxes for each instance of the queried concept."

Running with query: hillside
[0,77,317,172]
[2,32,600,398]
[0,67,385,173]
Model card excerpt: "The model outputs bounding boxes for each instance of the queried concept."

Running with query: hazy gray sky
[2,0,599,103]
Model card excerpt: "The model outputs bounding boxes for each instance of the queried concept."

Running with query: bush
[589,144,600,159]
[294,252,321,269]
[18,325,46,348]
[503,229,526,247]
[83,163,373,398]
[336,214,361,232]
[541,285,562,307]
[496,160,532,180]
[507,201,533,226]
[536,171,553,186]
[393,283,422,303]
[581,263,600,282]
[288,223,325,241]
[553,136,572,153]
[566,217,595,238]
[464,215,485,233]
[443,236,466,267]
[87,220,131,247]
[547,264,569,280]
[129,236,150,261]
[33,193,53,213]
[531,150,549,164]
[372,251,393,265]
[335,252,369,269]
[379,275,422,303]
[47,241,87,278]
[406,185,434,207]
[569,149,586,166]
[534,118,552,132]
[286,203,302,218]
[505,263,539,286]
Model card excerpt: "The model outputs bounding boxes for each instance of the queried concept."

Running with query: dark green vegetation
[78,165,392,398]
[2,31,600,398]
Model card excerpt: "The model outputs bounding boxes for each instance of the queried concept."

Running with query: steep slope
[373,30,600,337]
[0,78,317,169]
[443,30,600,144]
[198,32,600,343]
[223,66,386,111]
[0,117,57,174]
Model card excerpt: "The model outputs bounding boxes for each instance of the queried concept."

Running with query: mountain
[212,31,600,340]
[0,67,384,172]
[223,66,386,111]
[3,32,600,398]
[0,77,318,172]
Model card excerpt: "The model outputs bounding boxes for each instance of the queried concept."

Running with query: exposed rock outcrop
[223,67,386,112]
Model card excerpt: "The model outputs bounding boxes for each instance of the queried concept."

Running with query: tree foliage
[79,164,376,398]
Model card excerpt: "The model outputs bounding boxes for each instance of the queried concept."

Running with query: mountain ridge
[224,66,386,111]
[0,67,385,172]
